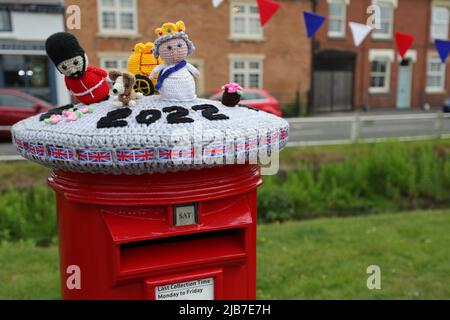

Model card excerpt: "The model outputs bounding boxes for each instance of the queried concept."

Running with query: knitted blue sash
[155,60,187,90]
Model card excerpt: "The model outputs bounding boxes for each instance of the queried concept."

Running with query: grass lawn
[0,209,449,299]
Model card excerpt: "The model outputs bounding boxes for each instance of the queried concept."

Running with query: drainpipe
[308,0,318,115]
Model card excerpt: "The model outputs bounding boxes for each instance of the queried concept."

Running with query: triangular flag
[435,39,450,63]
[395,32,415,58]
[303,11,326,38]
[349,22,372,47]
[257,0,281,27]
[212,0,223,8]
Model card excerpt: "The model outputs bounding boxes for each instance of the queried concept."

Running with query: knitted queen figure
[150,21,200,101]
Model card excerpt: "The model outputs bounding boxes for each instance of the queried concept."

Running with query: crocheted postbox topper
[12,22,289,175]
[12,95,289,175]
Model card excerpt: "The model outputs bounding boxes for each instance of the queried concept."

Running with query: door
[313,51,355,113]
[396,60,412,109]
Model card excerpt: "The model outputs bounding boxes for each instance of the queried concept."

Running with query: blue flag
[435,39,450,63]
[303,11,326,38]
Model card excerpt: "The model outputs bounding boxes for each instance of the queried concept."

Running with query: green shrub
[258,141,450,223]
[0,185,56,244]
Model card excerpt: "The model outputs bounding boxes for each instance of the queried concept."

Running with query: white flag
[349,22,372,47]
[212,0,224,8]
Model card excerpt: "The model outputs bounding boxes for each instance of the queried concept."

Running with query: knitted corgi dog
[109,70,143,107]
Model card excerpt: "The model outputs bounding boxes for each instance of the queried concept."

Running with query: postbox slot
[118,228,246,277]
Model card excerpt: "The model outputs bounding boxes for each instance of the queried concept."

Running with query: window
[431,7,449,40]
[372,1,394,39]
[328,0,347,37]
[100,57,128,70]
[0,94,35,108]
[230,58,263,88]
[241,91,265,100]
[98,0,137,34]
[369,58,391,93]
[0,10,12,32]
[230,2,263,40]
[426,57,446,93]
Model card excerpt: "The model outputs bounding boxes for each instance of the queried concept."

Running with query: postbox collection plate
[173,203,198,226]
[155,277,214,300]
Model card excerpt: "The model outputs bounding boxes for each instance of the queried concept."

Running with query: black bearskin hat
[45,32,85,66]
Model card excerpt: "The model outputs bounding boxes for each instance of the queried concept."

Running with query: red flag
[257,0,281,26]
[395,32,415,58]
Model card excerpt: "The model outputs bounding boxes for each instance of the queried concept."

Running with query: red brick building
[313,0,450,112]
[64,0,312,108]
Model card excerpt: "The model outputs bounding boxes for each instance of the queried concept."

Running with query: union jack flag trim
[245,137,258,152]
[203,143,224,158]
[48,146,74,161]
[158,148,172,161]
[78,150,113,164]
[14,137,25,153]
[235,139,246,154]
[28,143,45,157]
[116,149,155,163]
[265,130,279,146]
[280,127,289,141]
[223,143,233,156]
[171,147,194,161]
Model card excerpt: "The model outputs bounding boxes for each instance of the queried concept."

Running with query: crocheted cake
[12,95,289,175]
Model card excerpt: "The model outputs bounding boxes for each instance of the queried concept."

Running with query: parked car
[209,89,282,117]
[443,98,450,113]
[0,89,53,139]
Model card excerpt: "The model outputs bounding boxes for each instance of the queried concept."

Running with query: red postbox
[48,164,261,300]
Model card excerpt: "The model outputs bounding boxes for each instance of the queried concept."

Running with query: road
[288,114,450,145]
[1,112,449,158]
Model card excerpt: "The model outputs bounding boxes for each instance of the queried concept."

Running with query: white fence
[1,113,450,160]
[287,112,450,147]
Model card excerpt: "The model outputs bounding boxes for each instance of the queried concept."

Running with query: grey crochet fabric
[12,95,289,175]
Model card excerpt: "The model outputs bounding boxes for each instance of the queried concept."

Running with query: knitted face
[57,54,86,78]
[158,38,188,65]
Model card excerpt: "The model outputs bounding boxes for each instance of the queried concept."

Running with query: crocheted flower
[222,82,243,95]
[50,114,62,124]
[66,112,78,122]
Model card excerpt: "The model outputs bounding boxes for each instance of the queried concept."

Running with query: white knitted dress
[156,63,197,102]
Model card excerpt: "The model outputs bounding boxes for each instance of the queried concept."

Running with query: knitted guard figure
[150,21,200,101]
[45,32,110,105]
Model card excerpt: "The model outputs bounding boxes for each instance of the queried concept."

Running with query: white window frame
[327,0,349,38]
[426,56,446,93]
[230,1,264,41]
[0,9,13,36]
[371,0,396,40]
[97,0,138,35]
[431,6,449,40]
[368,49,394,94]
[229,54,265,88]
[99,53,129,71]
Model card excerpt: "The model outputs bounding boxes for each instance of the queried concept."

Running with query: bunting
[257,0,281,27]
[303,11,326,38]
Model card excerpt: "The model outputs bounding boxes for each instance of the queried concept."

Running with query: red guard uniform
[65,66,110,105]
